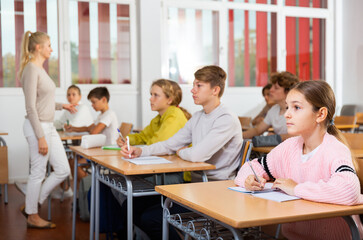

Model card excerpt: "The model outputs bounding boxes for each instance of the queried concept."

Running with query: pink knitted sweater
[235,133,363,240]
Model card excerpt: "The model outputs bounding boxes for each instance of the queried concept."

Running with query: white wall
[341,0,363,111]
[0,88,138,182]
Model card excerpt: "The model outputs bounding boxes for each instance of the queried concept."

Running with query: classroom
[1,0,363,239]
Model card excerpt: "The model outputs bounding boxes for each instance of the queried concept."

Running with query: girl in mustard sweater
[117,79,190,146]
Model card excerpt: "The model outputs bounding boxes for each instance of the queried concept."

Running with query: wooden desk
[91,155,215,240]
[156,180,363,240]
[252,146,274,154]
[58,131,84,141]
[69,146,123,240]
[0,132,8,204]
[352,149,363,158]
[336,124,359,131]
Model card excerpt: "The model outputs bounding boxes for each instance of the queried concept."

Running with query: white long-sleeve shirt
[141,103,243,181]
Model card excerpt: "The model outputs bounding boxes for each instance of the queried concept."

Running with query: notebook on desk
[123,156,172,165]
[229,183,300,202]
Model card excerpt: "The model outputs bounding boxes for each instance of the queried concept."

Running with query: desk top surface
[69,146,122,159]
[252,146,274,154]
[353,149,363,158]
[335,124,359,130]
[156,180,363,229]
[58,131,84,140]
[0,132,8,135]
[91,155,216,175]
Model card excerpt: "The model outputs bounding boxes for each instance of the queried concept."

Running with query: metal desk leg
[89,162,96,240]
[125,176,134,240]
[95,166,100,240]
[343,216,360,240]
[72,154,78,240]
[4,184,8,204]
[201,171,208,182]
[47,162,51,221]
[162,198,173,240]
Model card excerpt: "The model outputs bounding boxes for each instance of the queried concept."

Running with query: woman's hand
[244,175,266,191]
[63,104,78,114]
[272,178,297,196]
[176,146,188,156]
[116,136,126,147]
[38,137,48,156]
[64,124,73,132]
[120,145,142,159]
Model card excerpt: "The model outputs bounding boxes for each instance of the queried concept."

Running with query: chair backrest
[119,122,133,137]
[334,116,357,125]
[237,140,253,172]
[340,104,357,116]
[342,133,363,150]
[238,117,252,129]
[356,112,363,125]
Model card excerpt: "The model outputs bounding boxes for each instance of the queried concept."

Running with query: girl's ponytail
[18,31,32,79]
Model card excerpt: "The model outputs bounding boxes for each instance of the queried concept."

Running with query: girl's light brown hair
[151,79,191,120]
[291,80,359,172]
[18,31,49,78]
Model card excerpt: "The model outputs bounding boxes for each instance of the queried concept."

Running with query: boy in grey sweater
[118,66,243,239]
[121,65,243,181]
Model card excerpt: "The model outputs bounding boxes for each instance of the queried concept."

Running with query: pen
[246,143,261,184]
[126,136,131,158]
[117,128,125,142]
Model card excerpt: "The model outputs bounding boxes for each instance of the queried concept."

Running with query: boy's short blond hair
[194,65,226,97]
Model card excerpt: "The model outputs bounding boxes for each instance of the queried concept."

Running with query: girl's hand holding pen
[245,175,266,191]
[272,178,297,196]
[120,144,142,159]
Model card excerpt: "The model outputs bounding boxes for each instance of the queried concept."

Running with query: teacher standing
[19,31,76,229]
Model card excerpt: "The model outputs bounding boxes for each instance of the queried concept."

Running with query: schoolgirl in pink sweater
[235,80,363,240]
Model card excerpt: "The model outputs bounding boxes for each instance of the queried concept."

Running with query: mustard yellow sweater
[128,106,187,146]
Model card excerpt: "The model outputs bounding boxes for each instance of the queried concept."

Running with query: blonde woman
[19,31,76,229]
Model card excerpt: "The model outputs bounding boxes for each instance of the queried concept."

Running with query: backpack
[79,175,92,221]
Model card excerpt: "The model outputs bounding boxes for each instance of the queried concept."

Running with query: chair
[237,140,253,172]
[355,113,363,132]
[119,122,133,137]
[238,117,252,131]
[334,116,357,133]
[340,104,357,116]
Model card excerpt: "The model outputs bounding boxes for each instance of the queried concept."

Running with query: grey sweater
[21,62,62,139]
[141,103,243,181]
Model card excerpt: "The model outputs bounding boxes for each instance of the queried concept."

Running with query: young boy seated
[54,85,94,131]
[65,87,119,181]
[119,65,243,239]
[65,86,119,145]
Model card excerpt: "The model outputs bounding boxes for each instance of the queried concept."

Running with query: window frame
[0,0,138,95]
[161,0,334,91]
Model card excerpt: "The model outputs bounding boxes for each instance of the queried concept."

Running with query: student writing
[235,80,363,239]
[120,65,243,239]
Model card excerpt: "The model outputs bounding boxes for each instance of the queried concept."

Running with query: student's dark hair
[151,79,191,120]
[291,80,358,171]
[194,65,226,97]
[68,84,81,95]
[87,87,110,102]
[270,71,299,93]
[262,83,272,96]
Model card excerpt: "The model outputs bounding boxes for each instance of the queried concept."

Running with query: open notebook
[229,183,300,202]
[122,156,172,165]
